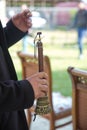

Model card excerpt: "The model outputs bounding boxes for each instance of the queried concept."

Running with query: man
[0,9,48,130]
[73,1,87,59]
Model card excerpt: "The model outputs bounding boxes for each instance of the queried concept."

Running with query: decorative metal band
[78,76,87,84]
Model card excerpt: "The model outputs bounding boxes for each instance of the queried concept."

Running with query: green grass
[9,30,87,97]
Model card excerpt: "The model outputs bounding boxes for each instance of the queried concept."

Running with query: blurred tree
[6,0,80,7]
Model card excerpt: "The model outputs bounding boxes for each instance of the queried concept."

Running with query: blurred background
[1,0,86,29]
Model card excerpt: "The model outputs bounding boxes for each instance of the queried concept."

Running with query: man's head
[78,1,86,9]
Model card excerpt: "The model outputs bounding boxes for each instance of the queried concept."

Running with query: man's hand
[26,72,48,99]
[12,9,32,32]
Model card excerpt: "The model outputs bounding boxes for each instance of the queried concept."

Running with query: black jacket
[0,20,34,130]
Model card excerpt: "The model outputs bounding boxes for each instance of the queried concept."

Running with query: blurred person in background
[71,1,87,59]
[0,8,48,130]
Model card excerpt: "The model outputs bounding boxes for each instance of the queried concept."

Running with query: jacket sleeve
[3,19,27,47]
[0,79,35,112]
